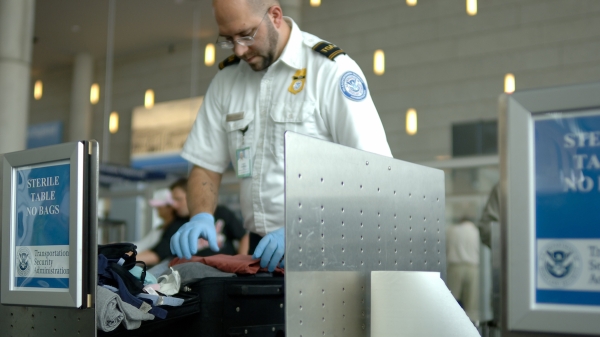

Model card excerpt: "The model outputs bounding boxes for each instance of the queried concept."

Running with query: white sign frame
[1,142,89,307]
[500,81,600,335]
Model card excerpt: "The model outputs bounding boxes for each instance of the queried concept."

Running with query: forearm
[136,250,160,266]
[187,165,222,216]
[237,233,250,255]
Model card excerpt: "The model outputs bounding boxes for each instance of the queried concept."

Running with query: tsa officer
[170,0,392,271]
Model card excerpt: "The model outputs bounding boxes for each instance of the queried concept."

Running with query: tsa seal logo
[539,241,582,288]
[340,71,367,102]
[16,247,32,277]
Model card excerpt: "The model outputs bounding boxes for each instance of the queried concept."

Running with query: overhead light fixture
[407,0,417,6]
[374,50,385,76]
[467,0,477,16]
[145,89,155,109]
[504,73,515,94]
[90,83,100,104]
[109,112,119,134]
[310,0,321,7]
[205,43,215,66]
[34,80,43,100]
[406,108,417,135]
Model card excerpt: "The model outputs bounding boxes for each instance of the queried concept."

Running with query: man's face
[214,1,279,71]
[170,187,189,217]
[156,205,174,221]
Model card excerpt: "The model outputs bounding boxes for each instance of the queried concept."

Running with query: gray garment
[171,262,236,283]
[96,286,155,332]
[478,183,500,248]
[147,258,173,279]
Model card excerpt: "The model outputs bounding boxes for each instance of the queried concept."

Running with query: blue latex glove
[252,227,285,272]
[170,213,219,259]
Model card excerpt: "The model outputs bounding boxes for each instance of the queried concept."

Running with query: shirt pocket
[224,111,255,162]
[269,101,316,158]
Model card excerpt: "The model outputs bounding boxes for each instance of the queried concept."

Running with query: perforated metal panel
[0,306,96,337]
[284,132,446,337]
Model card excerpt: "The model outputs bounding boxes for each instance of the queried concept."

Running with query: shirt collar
[277,17,303,70]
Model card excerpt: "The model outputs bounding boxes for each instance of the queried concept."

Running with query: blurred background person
[478,182,500,248]
[137,178,191,266]
[133,188,174,252]
[139,178,249,269]
[446,218,481,323]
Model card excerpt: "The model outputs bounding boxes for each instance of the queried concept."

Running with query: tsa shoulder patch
[219,54,240,70]
[339,71,367,102]
[312,41,346,61]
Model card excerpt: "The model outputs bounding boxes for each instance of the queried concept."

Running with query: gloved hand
[170,213,219,259]
[252,227,285,272]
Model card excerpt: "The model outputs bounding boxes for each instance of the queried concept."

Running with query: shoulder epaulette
[218,54,241,70]
[312,41,346,61]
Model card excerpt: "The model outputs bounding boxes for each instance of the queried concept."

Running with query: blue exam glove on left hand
[252,227,285,272]
[170,212,219,259]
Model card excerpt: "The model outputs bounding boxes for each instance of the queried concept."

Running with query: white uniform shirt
[446,221,480,265]
[182,18,392,236]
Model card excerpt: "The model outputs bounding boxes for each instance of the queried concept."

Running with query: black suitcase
[182,276,285,337]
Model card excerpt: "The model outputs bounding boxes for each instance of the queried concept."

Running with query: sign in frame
[500,81,600,335]
[1,142,91,308]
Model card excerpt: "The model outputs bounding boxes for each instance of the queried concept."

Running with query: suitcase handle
[226,284,284,296]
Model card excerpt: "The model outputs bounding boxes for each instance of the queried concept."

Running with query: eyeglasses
[216,9,269,49]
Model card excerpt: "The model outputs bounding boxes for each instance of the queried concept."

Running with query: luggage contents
[98,243,139,270]
[96,243,184,333]
[97,251,286,336]
[170,254,285,275]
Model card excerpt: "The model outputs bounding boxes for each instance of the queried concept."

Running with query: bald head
[248,0,280,15]
[213,0,280,16]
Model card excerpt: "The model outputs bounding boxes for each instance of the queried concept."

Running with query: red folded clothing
[170,254,285,275]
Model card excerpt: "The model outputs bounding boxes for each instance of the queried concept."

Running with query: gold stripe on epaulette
[312,42,327,51]
[312,41,346,61]
[328,49,345,60]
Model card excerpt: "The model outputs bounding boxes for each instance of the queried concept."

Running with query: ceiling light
[34,80,43,100]
[90,83,100,104]
[205,43,215,66]
[466,0,477,16]
[145,89,155,109]
[504,73,515,94]
[406,108,417,135]
[374,50,385,76]
[407,0,417,6]
[310,0,321,7]
[109,112,119,134]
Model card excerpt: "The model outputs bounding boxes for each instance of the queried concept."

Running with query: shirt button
[288,114,293,118]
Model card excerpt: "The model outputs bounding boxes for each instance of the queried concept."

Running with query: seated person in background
[133,188,174,252]
[139,178,249,267]
[137,178,191,266]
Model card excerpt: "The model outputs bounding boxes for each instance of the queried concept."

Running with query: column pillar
[280,0,302,27]
[69,52,93,141]
[0,0,35,154]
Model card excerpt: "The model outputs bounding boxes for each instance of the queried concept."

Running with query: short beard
[251,18,279,71]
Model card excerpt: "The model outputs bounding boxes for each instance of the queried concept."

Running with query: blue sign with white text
[535,110,600,307]
[14,162,71,290]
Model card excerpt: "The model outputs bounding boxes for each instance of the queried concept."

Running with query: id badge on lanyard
[236,147,252,178]
[236,126,252,179]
